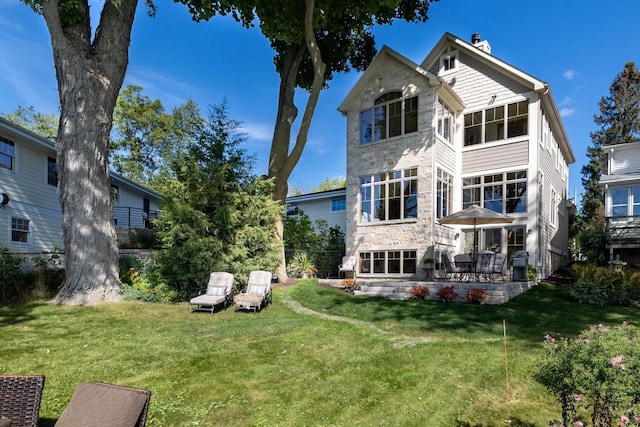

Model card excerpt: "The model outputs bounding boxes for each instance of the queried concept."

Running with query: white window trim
[10,216,32,246]
[439,50,458,76]
[0,137,18,175]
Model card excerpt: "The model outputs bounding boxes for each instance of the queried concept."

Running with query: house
[285,188,347,233]
[0,117,161,255]
[600,142,640,265]
[338,32,575,280]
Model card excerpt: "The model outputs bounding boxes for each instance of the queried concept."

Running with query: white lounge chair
[189,272,234,315]
[338,256,357,278]
[234,270,273,313]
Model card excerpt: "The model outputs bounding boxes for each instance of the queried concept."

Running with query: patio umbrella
[438,205,514,260]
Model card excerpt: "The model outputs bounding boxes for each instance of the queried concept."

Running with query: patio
[318,277,536,304]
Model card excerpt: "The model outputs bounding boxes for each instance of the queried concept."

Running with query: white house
[338,32,575,280]
[600,142,640,265]
[0,117,161,255]
[285,188,347,233]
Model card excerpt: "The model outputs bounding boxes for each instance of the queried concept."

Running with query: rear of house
[338,33,575,281]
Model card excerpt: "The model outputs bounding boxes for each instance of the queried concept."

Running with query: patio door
[506,227,525,261]
[483,228,502,253]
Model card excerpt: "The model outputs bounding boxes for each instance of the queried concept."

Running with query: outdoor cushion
[55,382,149,427]
[247,285,266,294]
[206,286,227,296]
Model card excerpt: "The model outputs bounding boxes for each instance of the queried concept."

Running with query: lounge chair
[55,382,151,427]
[338,256,357,278]
[189,272,234,315]
[0,375,45,427]
[234,270,272,313]
[475,250,496,282]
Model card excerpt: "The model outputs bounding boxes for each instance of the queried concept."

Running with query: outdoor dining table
[454,260,475,282]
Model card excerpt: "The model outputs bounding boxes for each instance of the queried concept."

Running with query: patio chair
[474,250,496,282]
[55,382,151,427]
[338,256,357,278]
[492,253,507,281]
[234,270,273,313]
[0,374,45,427]
[189,272,235,315]
[441,252,465,281]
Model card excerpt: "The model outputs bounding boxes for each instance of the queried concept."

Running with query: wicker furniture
[234,270,272,313]
[55,382,151,427]
[0,375,45,427]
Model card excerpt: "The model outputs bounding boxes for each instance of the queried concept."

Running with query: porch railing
[113,207,160,230]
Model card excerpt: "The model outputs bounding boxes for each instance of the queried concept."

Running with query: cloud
[563,69,576,80]
[241,123,273,142]
[559,96,572,107]
[560,108,576,118]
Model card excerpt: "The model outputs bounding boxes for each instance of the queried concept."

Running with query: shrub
[436,285,458,302]
[533,322,640,427]
[0,246,23,305]
[121,257,177,303]
[410,285,430,300]
[464,288,488,304]
[341,278,358,292]
[569,264,640,307]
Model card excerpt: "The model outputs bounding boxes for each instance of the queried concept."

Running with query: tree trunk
[42,0,138,305]
[269,0,326,282]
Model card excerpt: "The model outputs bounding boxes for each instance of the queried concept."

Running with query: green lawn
[2,280,639,426]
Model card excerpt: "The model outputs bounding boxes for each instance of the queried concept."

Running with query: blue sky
[1,0,639,199]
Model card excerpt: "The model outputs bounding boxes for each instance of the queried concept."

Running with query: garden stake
[503,319,510,401]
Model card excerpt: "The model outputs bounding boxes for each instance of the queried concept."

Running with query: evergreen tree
[155,101,282,299]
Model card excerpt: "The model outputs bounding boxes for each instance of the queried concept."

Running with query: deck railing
[113,207,160,230]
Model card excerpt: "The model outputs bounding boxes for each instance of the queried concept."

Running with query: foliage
[2,105,58,140]
[533,322,640,427]
[410,285,430,300]
[310,176,346,193]
[0,245,23,305]
[340,278,357,290]
[121,257,176,303]
[288,251,316,277]
[464,288,488,304]
[569,263,640,306]
[578,219,608,266]
[155,101,282,299]
[527,264,538,282]
[436,285,458,303]
[284,209,345,277]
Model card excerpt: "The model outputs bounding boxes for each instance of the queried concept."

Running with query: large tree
[178,0,435,281]
[23,0,153,304]
[2,106,58,140]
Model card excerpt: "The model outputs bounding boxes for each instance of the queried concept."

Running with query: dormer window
[440,51,458,74]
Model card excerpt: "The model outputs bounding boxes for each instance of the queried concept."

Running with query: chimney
[471,33,491,54]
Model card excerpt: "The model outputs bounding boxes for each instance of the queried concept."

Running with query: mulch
[539,267,574,286]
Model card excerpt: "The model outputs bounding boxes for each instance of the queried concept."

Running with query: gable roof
[337,45,463,114]
[422,33,575,164]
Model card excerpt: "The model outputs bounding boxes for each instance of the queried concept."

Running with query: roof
[285,187,346,204]
[337,45,463,114]
[422,33,576,165]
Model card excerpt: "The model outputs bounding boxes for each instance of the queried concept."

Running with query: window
[463,170,527,214]
[286,205,299,216]
[110,184,119,202]
[360,168,417,222]
[0,137,15,172]
[360,92,418,144]
[436,168,453,219]
[609,186,640,218]
[47,156,57,186]
[11,217,30,244]
[436,98,455,143]
[506,227,525,260]
[359,250,416,274]
[484,228,502,253]
[331,198,346,211]
[440,51,458,74]
[463,101,528,146]
[550,188,558,227]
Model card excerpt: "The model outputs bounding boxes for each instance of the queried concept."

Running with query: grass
[2,280,640,426]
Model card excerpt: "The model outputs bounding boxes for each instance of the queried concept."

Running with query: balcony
[605,215,640,248]
[113,207,160,248]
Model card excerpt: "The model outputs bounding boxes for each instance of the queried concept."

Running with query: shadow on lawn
[305,283,640,344]
[0,301,42,326]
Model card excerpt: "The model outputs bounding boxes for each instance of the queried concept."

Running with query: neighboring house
[285,188,347,233]
[338,32,575,280]
[0,117,161,255]
[600,142,640,265]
